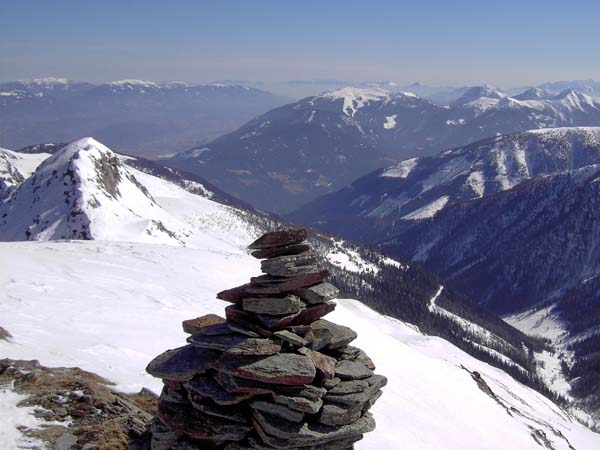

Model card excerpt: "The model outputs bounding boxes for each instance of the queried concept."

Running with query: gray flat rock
[146,345,220,382]
[187,333,281,356]
[309,320,357,350]
[251,400,304,423]
[293,283,339,305]
[243,295,304,315]
[252,410,375,447]
[318,402,362,426]
[334,360,373,381]
[273,330,308,347]
[272,393,324,414]
[212,353,316,385]
[185,375,255,406]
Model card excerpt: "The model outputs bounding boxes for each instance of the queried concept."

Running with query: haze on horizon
[1,0,600,88]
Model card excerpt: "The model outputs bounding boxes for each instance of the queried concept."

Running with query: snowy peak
[513,87,550,101]
[16,77,71,86]
[0,137,165,242]
[321,87,391,117]
[452,84,507,106]
[0,137,261,247]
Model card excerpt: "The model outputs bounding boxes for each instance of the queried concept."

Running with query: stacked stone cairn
[146,228,386,449]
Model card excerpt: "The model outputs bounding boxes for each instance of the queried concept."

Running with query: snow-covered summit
[16,77,71,86]
[321,87,391,117]
[105,79,162,88]
[0,137,255,246]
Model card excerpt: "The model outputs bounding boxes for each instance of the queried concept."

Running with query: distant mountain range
[0,78,290,158]
[209,79,600,102]
[289,127,600,241]
[168,85,600,213]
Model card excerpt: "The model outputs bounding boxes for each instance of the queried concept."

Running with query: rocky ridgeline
[146,228,386,449]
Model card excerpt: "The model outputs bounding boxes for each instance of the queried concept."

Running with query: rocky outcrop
[0,358,157,450]
[146,228,386,449]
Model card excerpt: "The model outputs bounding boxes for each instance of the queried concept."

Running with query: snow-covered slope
[0,138,564,387]
[290,127,600,242]
[1,240,598,450]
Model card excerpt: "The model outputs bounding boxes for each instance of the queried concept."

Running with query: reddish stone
[182,314,225,334]
[292,302,336,325]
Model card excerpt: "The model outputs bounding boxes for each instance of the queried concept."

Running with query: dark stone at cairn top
[146,228,385,449]
[248,228,308,250]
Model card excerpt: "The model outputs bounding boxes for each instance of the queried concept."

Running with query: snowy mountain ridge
[289,127,600,242]
[169,83,600,213]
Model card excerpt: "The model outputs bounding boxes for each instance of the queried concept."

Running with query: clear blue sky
[1,0,599,86]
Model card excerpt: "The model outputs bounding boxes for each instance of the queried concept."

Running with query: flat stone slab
[331,346,376,370]
[309,320,357,351]
[324,375,387,407]
[275,384,327,401]
[286,325,312,336]
[225,306,273,337]
[250,400,304,423]
[326,379,370,396]
[227,322,260,337]
[212,353,316,385]
[188,396,249,424]
[187,333,281,356]
[146,345,220,381]
[292,302,336,325]
[256,310,303,330]
[294,283,339,304]
[246,435,363,450]
[193,322,235,336]
[243,295,304,315]
[273,330,308,347]
[158,400,251,441]
[182,314,225,334]
[252,409,375,447]
[334,360,373,381]
[272,392,324,414]
[246,270,331,296]
[214,371,275,395]
[318,402,362,426]
[185,375,255,406]
[251,243,310,259]
[217,271,331,302]
[248,228,308,250]
[261,252,318,277]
